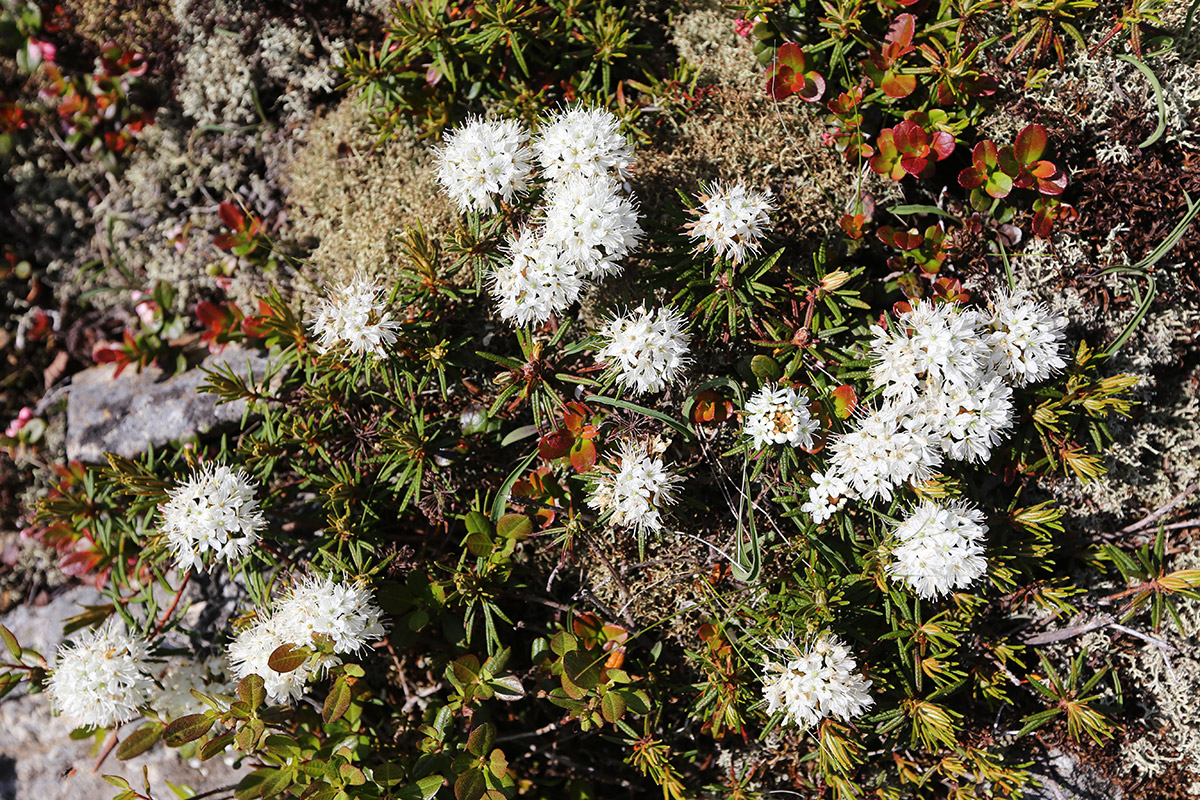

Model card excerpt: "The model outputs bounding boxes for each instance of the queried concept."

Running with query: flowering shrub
[4,1,1198,797]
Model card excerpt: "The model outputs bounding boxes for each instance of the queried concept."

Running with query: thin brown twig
[153,571,191,636]
[1122,483,1198,533]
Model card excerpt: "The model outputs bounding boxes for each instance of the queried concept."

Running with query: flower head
[586,439,683,534]
[47,620,155,728]
[800,469,853,524]
[985,290,1068,386]
[490,227,583,327]
[685,182,774,265]
[159,463,264,572]
[869,300,988,404]
[228,575,386,703]
[828,402,941,503]
[888,501,988,599]
[762,634,873,729]
[743,384,819,450]
[922,376,1015,463]
[534,106,634,182]
[541,174,643,279]
[598,305,691,395]
[309,274,400,358]
[435,116,533,212]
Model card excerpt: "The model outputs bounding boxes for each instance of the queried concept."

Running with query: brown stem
[153,570,191,636]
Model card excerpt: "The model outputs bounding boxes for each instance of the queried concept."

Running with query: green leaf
[238,674,265,709]
[600,691,627,723]
[750,355,782,381]
[235,768,292,800]
[267,643,310,673]
[116,723,164,760]
[495,514,532,540]
[263,734,301,759]
[466,723,496,757]
[0,625,20,660]
[455,769,486,800]
[164,714,215,747]
[323,678,352,724]
[200,733,235,761]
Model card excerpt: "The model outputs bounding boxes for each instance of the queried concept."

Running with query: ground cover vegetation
[2,1,1200,799]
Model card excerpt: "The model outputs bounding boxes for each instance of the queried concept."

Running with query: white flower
[47,620,155,728]
[828,402,941,503]
[888,501,988,599]
[228,575,386,703]
[800,469,853,524]
[435,116,533,213]
[985,290,1068,386]
[598,305,691,395]
[541,174,643,279]
[152,656,234,721]
[922,376,1015,464]
[159,463,265,572]
[869,300,988,404]
[228,617,309,703]
[762,635,873,729]
[490,228,583,326]
[273,575,387,670]
[684,182,774,265]
[587,439,683,534]
[743,384,819,450]
[534,106,634,182]
[309,274,400,358]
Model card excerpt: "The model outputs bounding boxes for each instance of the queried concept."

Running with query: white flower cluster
[434,117,533,213]
[47,620,155,729]
[685,182,774,265]
[587,439,683,534]
[598,306,692,395]
[985,290,1069,386]
[228,575,386,702]
[309,273,401,359]
[152,656,234,721]
[800,469,851,525]
[743,384,819,450]
[436,107,642,327]
[159,463,265,572]
[820,294,1066,508]
[888,501,988,598]
[762,635,873,729]
[533,106,634,182]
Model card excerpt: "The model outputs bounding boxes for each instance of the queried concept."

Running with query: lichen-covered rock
[66,345,270,463]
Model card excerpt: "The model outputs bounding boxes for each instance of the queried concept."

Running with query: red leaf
[892,120,926,154]
[1014,124,1048,165]
[217,201,244,231]
[212,233,238,252]
[930,131,955,161]
[957,166,985,189]
[766,67,795,100]
[830,385,858,419]
[538,429,575,461]
[775,42,807,73]
[899,154,929,176]
[570,439,597,473]
[972,140,999,169]
[798,71,825,102]
[881,72,916,99]
[60,550,101,576]
[892,229,924,250]
[839,213,866,239]
[886,14,916,49]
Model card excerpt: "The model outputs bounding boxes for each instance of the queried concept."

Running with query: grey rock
[66,345,271,463]
[1027,747,1125,800]
[0,587,243,800]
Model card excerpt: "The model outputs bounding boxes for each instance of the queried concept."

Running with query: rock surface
[65,345,271,463]
[0,586,242,800]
